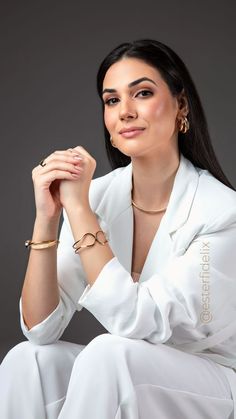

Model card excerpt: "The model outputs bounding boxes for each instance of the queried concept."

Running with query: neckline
[130,205,168,282]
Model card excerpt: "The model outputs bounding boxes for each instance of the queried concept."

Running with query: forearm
[21,217,60,329]
[65,203,114,286]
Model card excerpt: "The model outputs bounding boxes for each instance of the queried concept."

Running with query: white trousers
[0,333,234,419]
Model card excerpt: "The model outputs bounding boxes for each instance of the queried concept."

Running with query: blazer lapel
[96,153,200,283]
[139,154,200,282]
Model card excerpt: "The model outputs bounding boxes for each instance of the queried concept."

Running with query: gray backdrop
[1,0,236,361]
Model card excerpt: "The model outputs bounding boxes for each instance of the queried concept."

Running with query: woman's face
[102,58,185,159]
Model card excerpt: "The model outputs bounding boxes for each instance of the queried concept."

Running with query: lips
[119,127,145,134]
[118,127,145,139]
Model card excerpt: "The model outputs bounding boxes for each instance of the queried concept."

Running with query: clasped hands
[32,146,97,220]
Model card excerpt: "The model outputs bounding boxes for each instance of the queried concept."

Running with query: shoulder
[197,166,235,201]
[192,164,236,230]
[171,159,236,255]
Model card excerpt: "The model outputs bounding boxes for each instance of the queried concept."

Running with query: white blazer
[20,153,236,414]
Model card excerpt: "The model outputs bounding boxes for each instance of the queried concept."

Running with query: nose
[119,98,137,121]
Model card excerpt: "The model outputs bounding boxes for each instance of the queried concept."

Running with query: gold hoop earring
[110,136,117,148]
[179,116,190,134]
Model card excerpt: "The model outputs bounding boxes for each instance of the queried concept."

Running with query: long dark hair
[96,39,235,190]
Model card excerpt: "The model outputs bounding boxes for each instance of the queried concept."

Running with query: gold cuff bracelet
[25,240,59,250]
[72,230,108,253]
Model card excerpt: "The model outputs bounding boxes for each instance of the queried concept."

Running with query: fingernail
[73,155,83,160]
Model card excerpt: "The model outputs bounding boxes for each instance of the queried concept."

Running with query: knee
[69,334,142,388]
[75,333,132,367]
[86,333,127,353]
[0,341,38,378]
[1,340,73,371]
[92,332,130,346]
[1,341,33,364]
[89,333,140,353]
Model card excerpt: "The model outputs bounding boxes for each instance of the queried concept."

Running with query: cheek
[148,98,178,125]
[104,109,115,131]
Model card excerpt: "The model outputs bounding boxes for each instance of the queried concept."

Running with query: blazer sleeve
[78,209,236,347]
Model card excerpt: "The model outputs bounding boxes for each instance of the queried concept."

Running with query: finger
[33,162,84,182]
[37,150,64,167]
[70,146,92,159]
[34,155,84,174]
[34,169,84,186]
[44,154,84,170]
[37,149,84,168]
[71,147,96,169]
[54,149,84,157]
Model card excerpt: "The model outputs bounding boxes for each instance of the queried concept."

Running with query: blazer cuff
[19,298,64,345]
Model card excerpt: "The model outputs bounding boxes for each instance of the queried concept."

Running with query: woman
[1,39,236,419]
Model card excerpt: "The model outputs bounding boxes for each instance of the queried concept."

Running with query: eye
[136,89,153,98]
[104,97,119,106]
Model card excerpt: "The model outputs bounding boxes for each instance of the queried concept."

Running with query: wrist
[63,200,92,216]
[64,205,99,242]
[33,216,60,241]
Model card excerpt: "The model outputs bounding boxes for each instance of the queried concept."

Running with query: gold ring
[39,159,46,167]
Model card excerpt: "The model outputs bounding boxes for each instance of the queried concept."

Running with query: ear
[177,90,189,116]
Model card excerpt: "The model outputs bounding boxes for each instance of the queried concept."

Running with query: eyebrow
[102,77,157,95]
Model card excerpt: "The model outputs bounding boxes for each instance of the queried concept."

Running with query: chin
[118,149,143,159]
[117,142,145,156]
